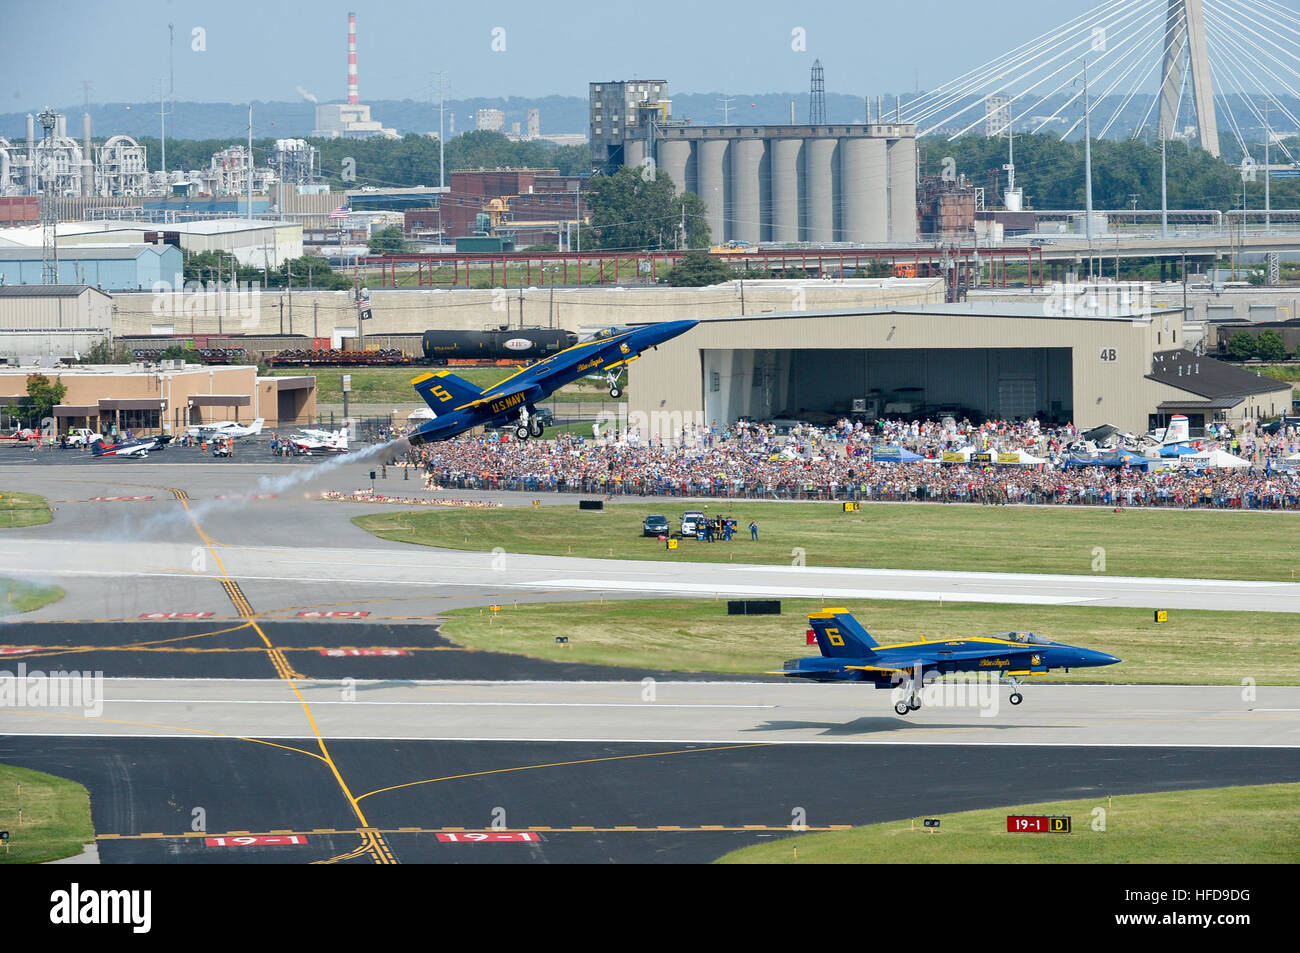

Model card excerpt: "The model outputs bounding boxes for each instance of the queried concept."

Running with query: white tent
[407,408,435,420]
[1179,449,1251,469]
[998,449,1048,465]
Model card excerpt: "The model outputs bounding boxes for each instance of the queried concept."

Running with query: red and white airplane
[288,428,349,454]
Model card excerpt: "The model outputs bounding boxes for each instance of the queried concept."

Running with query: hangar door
[997,377,1039,419]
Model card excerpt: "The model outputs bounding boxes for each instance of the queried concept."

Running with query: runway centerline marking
[173,485,396,865]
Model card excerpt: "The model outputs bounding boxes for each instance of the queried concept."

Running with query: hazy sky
[3,0,1171,108]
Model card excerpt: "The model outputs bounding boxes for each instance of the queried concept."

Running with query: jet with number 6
[771,608,1120,715]
[406,320,698,445]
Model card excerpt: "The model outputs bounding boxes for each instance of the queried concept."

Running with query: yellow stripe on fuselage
[482,329,638,393]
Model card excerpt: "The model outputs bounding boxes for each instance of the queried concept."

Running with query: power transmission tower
[809,60,826,125]
[37,108,59,285]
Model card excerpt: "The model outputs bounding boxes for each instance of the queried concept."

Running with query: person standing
[749,519,759,540]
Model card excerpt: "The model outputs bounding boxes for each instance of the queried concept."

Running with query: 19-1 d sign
[1007,815,1071,834]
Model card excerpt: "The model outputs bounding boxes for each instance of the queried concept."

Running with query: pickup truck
[65,428,104,447]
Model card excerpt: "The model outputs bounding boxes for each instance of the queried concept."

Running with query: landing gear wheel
[609,386,623,399]
[528,417,545,437]
[1009,692,1023,706]
[514,425,530,440]
[894,701,910,716]
[907,699,921,711]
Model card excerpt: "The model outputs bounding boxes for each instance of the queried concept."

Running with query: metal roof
[0,284,106,297]
[1146,349,1292,399]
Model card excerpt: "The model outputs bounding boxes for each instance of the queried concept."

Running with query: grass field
[0,765,95,864]
[0,579,64,614]
[355,499,1300,581]
[269,366,621,406]
[717,783,1300,863]
[439,597,1300,683]
[0,491,51,529]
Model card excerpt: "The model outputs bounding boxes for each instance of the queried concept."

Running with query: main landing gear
[893,676,922,716]
[513,410,545,441]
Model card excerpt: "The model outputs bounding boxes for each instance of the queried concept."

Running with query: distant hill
[0,92,888,142]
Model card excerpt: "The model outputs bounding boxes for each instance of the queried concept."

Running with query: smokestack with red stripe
[347,12,359,105]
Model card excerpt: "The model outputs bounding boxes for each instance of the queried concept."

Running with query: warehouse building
[0,362,316,435]
[0,285,113,364]
[0,244,182,290]
[628,302,1292,437]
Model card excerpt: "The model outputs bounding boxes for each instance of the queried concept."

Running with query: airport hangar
[629,302,1293,436]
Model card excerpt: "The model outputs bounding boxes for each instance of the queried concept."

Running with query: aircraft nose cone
[1084,650,1121,667]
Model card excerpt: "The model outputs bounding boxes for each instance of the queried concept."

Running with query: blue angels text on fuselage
[773,608,1120,716]
[406,320,698,446]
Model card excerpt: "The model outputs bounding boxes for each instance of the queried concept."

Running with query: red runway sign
[1006,815,1071,834]
[140,612,214,619]
[297,611,371,618]
[318,648,408,657]
[436,832,541,843]
[204,835,309,847]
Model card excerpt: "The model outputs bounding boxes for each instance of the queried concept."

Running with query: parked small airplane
[288,428,349,454]
[772,608,1120,715]
[406,320,698,445]
[187,418,265,441]
[91,435,171,458]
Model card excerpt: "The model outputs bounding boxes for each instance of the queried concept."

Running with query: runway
[2,457,1299,863]
[2,679,1297,748]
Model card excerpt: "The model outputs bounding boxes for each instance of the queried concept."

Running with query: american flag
[329,205,350,219]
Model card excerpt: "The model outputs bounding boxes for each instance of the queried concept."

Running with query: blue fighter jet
[774,608,1120,715]
[406,320,698,445]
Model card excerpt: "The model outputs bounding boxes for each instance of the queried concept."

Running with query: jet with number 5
[406,320,698,445]
[771,608,1120,715]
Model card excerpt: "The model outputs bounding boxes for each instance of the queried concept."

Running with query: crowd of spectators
[405,416,1300,511]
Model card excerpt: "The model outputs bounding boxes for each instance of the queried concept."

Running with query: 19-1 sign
[1007,815,1071,834]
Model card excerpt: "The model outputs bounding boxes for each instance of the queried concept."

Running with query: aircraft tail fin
[412,371,482,413]
[90,439,107,455]
[808,608,879,658]
[249,418,264,435]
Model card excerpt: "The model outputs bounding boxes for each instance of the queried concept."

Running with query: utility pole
[679,202,686,250]
[717,96,735,125]
[434,71,447,190]
[1160,121,1168,238]
[157,78,167,180]
[246,104,253,219]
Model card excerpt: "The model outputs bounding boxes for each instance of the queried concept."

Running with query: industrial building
[0,285,112,364]
[0,361,316,435]
[0,244,182,290]
[591,79,919,245]
[403,170,584,246]
[629,302,1292,436]
[0,219,302,270]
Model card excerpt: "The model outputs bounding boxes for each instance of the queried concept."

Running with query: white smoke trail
[84,439,410,543]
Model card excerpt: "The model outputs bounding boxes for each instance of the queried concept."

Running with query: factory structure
[591,76,919,244]
[310,12,397,139]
